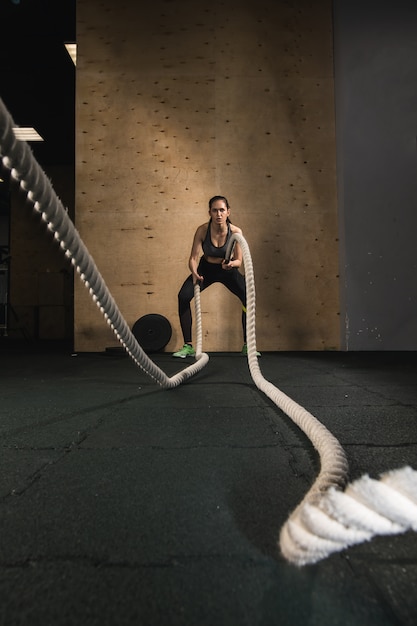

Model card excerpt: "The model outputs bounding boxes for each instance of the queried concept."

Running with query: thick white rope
[0,98,208,389]
[1,97,416,565]
[225,233,417,565]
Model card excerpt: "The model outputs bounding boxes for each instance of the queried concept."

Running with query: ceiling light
[65,43,77,66]
[13,128,44,142]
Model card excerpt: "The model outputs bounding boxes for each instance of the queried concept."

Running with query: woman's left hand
[221,260,234,271]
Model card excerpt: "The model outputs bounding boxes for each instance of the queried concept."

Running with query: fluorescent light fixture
[13,128,44,142]
[65,43,77,66]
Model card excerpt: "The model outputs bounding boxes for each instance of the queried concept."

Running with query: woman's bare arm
[188,223,206,283]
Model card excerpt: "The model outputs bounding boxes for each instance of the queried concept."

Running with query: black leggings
[178,257,247,344]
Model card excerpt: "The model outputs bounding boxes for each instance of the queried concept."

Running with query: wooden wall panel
[75,0,340,352]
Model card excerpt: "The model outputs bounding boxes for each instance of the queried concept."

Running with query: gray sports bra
[202,221,232,259]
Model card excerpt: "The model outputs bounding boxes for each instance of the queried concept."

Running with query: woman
[173,195,255,358]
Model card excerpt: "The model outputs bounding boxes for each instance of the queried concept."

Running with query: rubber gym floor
[0,339,416,626]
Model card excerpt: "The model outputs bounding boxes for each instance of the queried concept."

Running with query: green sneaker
[173,344,196,358]
[241,343,261,357]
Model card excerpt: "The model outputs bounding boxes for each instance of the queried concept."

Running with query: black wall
[334,0,417,349]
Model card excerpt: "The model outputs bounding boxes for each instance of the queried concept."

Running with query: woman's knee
[178,284,194,305]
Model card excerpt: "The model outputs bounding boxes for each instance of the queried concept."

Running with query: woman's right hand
[193,272,204,285]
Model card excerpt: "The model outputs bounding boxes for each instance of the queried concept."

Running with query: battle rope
[225,235,417,565]
[0,98,208,389]
[1,97,416,565]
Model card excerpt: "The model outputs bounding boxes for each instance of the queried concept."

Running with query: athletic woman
[173,195,257,358]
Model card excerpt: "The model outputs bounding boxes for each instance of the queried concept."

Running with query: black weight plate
[132,314,172,353]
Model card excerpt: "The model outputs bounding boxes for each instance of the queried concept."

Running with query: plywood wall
[75,0,340,352]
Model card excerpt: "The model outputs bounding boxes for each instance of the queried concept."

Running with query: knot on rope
[280,466,417,565]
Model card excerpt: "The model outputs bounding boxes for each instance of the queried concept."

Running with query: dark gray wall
[334,0,417,350]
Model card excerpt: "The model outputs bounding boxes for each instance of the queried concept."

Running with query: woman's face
[209,200,230,225]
